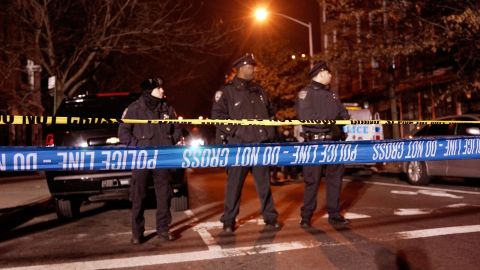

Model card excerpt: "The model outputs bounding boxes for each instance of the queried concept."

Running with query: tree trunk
[388,61,399,139]
[53,80,64,115]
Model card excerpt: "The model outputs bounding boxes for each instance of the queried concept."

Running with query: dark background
[90,0,320,119]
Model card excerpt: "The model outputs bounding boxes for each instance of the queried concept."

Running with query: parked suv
[402,114,480,185]
[45,92,188,219]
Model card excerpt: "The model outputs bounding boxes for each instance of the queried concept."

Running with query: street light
[254,7,313,67]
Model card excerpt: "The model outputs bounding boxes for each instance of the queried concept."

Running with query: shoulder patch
[298,90,308,100]
[214,91,223,102]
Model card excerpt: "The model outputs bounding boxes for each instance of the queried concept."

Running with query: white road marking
[391,190,418,195]
[106,230,155,238]
[395,225,480,239]
[104,212,371,239]
[193,226,222,251]
[183,210,196,219]
[417,190,464,199]
[3,225,480,270]
[75,234,88,239]
[446,203,470,208]
[320,213,371,219]
[192,220,223,230]
[350,179,480,195]
[182,209,223,250]
[394,208,432,216]
[390,189,464,198]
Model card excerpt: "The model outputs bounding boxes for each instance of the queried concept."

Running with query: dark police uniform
[296,61,350,227]
[118,78,182,243]
[211,53,278,231]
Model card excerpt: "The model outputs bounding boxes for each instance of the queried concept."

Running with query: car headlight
[189,138,205,147]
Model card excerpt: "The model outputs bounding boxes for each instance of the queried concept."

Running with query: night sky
[96,0,320,121]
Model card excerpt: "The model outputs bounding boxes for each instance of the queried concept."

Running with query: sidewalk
[0,173,53,232]
[0,172,51,210]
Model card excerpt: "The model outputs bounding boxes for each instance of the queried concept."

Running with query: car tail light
[375,135,382,140]
[45,133,55,147]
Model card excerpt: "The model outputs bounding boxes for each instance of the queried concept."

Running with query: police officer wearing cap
[296,61,350,228]
[118,77,182,244]
[211,53,280,232]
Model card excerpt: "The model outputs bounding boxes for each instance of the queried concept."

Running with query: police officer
[118,77,182,244]
[296,61,350,228]
[211,53,280,232]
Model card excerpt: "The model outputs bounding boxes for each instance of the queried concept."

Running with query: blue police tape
[1,137,480,172]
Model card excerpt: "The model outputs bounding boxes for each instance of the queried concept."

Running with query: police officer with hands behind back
[211,53,280,233]
[296,61,350,228]
[118,77,182,244]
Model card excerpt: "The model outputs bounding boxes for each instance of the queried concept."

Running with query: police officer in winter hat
[296,60,350,229]
[140,77,164,93]
[211,53,280,233]
[119,76,182,244]
[232,53,257,68]
[308,61,331,78]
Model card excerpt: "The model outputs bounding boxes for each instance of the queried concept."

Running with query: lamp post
[254,8,313,68]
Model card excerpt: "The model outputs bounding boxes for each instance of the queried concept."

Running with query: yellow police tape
[1,115,480,125]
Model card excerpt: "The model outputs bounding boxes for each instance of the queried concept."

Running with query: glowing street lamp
[254,7,268,22]
[254,7,313,67]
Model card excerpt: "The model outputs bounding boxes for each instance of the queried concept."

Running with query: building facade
[317,0,479,138]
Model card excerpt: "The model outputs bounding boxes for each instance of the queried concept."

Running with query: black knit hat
[309,61,331,77]
[140,77,163,92]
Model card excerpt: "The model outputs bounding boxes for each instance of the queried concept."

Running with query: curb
[0,172,45,185]
[0,196,54,232]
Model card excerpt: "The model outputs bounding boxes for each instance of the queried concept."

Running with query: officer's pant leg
[301,165,323,221]
[220,166,249,226]
[252,166,278,223]
[325,164,345,216]
[130,169,149,238]
[152,169,173,233]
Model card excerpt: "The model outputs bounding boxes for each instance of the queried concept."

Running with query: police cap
[309,61,331,77]
[232,53,256,68]
[140,77,163,92]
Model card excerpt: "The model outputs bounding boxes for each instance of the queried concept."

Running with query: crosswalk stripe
[3,224,479,270]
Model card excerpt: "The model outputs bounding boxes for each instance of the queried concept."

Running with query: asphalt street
[0,169,479,270]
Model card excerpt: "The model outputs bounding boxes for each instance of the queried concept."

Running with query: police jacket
[118,93,182,147]
[296,80,349,138]
[211,77,275,144]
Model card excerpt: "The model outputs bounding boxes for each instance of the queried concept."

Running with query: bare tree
[314,0,479,137]
[1,3,42,116]
[253,40,309,123]
[6,0,230,112]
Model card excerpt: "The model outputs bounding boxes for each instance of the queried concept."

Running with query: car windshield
[415,123,454,136]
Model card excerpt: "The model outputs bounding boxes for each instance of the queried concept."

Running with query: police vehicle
[44,92,189,219]
[343,103,384,171]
